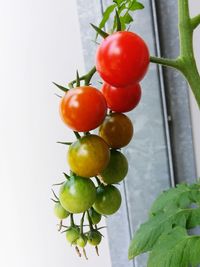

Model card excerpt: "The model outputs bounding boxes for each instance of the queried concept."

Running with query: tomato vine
[52,0,200,264]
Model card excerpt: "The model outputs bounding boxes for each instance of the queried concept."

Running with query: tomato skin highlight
[68,134,110,177]
[93,185,122,215]
[100,150,128,184]
[96,31,149,87]
[59,175,96,214]
[60,86,107,132]
[99,113,133,149]
[102,83,141,113]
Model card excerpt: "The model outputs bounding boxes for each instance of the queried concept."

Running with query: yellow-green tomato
[67,135,110,177]
[76,235,87,248]
[59,175,96,214]
[93,185,122,215]
[100,150,128,184]
[66,227,80,245]
[87,231,102,246]
[54,202,70,219]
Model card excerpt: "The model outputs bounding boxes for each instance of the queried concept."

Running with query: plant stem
[150,0,200,109]
[191,14,200,30]
[178,0,200,109]
[150,56,181,69]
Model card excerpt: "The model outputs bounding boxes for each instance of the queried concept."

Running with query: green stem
[150,0,200,109]
[68,66,96,88]
[178,0,200,108]
[150,56,181,69]
[80,212,85,235]
[87,210,94,231]
[70,214,75,227]
[191,14,200,30]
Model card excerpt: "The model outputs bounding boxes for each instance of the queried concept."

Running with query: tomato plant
[59,175,96,213]
[99,113,133,149]
[93,184,122,215]
[87,230,102,246]
[68,134,110,177]
[60,86,107,132]
[96,31,150,87]
[102,82,141,113]
[100,150,128,184]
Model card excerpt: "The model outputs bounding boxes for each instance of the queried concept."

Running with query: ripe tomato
[100,150,128,184]
[99,113,133,149]
[59,175,96,213]
[66,226,80,245]
[96,31,149,87]
[60,86,107,132]
[88,207,102,225]
[101,82,141,113]
[87,231,102,246]
[93,185,122,215]
[68,134,110,177]
[54,202,70,220]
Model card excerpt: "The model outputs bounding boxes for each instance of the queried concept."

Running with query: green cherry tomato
[88,207,102,225]
[54,202,70,220]
[87,231,102,246]
[59,175,96,213]
[76,235,88,248]
[100,150,128,184]
[66,226,80,245]
[67,134,110,177]
[93,185,122,215]
[99,113,133,149]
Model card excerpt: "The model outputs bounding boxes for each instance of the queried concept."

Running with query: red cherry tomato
[102,83,141,113]
[96,31,149,87]
[60,86,107,132]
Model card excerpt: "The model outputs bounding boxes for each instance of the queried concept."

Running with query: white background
[0,1,199,267]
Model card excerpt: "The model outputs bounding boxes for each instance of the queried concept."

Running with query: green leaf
[98,4,116,30]
[53,82,69,93]
[123,12,133,24]
[150,183,200,216]
[147,227,200,267]
[90,23,109,38]
[129,2,144,11]
[128,207,200,259]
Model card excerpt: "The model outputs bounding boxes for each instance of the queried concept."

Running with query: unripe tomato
[59,175,96,213]
[101,82,141,113]
[87,231,102,246]
[54,202,70,220]
[88,207,102,225]
[68,135,110,177]
[93,185,122,215]
[100,150,128,184]
[99,113,133,149]
[96,31,149,87]
[60,86,107,132]
[76,235,87,248]
[66,226,80,245]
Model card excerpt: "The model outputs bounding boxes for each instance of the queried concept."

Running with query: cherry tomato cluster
[52,31,149,259]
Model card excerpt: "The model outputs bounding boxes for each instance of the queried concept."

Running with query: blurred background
[0,1,199,267]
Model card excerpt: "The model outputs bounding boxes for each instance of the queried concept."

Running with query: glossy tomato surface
[102,82,141,113]
[99,113,133,149]
[59,175,96,213]
[93,185,122,215]
[60,86,107,132]
[68,134,110,177]
[96,31,149,87]
[100,150,128,184]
